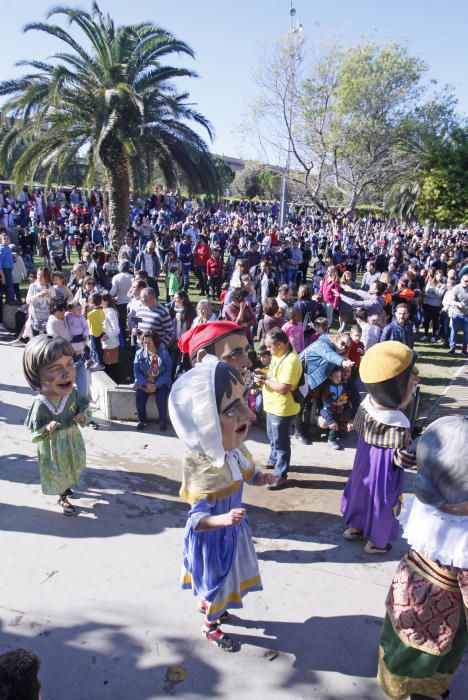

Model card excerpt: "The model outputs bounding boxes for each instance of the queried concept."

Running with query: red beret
[178,321,244,357]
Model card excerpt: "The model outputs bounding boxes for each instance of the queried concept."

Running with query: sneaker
[328,439,342,450]
[136,422,146,431]
[58,499,76,516]
[448,348,456,355]
[295,432,311,445]
[420,335,429,342]
[90,363,105,372]
[430,337,436,343]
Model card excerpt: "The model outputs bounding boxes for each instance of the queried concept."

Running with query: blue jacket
[0,243,14,271]
[133,346,172,389]
[299,335,345,390]
[380,320,414,348]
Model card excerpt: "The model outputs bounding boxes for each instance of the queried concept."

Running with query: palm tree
[0,3,219,248]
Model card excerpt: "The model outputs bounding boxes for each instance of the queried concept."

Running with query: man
[109,260,133,333]
[135,287,174,348]
[283,238,303,288]
[119,235,137,264]
[361,260,380,291]
[178,320,251,376]
[134,240,161,294]
[448,273,468,356]
[337,280,387,324]
[46,228,64,271]
[0,233,15,312]
[176,233,193,291]
[276,284,293,314]
[380,303,414,348]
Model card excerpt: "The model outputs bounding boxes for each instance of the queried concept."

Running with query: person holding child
[23,335,91,516]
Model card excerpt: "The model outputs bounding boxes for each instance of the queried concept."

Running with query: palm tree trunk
[99,138,130,252]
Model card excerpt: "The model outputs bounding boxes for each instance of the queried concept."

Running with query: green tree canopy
[0,2,220,247]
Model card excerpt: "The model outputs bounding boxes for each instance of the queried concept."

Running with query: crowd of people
[1,184,467,446]
[1,183,467,699]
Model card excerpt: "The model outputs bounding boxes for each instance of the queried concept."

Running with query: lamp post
[279,3,303,229]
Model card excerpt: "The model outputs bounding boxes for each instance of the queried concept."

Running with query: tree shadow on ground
[0,618,221,700]
[0,382,32,395]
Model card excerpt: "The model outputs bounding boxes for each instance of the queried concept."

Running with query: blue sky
[1,0,467,159]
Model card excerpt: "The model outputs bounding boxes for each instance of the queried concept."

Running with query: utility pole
[279,3,303,230]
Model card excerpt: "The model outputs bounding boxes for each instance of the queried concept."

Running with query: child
[52,270,73,303]
[86,292,105,370]
[23,335,91,516]
[308,316,329,345]
[320,367,353,450]
[348,324,365,366]
[354,308,382,349]
[282,307,305,353]
[65,301,89,398]
[168,357,276,651]
[219,281,229,306]
[377,415,468,700]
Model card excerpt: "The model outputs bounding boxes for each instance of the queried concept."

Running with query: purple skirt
[340,436,403,548]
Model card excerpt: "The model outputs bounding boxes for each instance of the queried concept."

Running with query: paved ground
[423,359,468,425]
[0,337,466,700]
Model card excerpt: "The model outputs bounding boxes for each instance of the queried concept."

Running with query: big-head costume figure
[340,341,419,554]
[377,415,468,700]
[168,356,275,651]
[178,321,251,376]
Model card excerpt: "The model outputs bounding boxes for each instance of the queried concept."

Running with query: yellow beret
[360,341,414,384]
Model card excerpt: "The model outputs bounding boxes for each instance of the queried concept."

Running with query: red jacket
[206,257,224,278]
[194,243,211,268]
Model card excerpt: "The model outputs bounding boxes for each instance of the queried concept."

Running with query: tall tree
[0,3,219,248]
[249,39,457,216]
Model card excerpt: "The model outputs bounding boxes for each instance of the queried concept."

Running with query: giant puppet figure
[178,321,251,375]
[341,341,419,554]
[378,415,468,700]
[168,357,276,651]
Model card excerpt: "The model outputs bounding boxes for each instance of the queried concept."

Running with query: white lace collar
[39,394,69,416]
[399,495,468,569]
[362,394,410,429]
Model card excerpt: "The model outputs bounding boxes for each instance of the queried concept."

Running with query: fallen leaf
[165,665,187,685]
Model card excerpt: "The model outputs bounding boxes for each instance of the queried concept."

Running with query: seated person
[133,329,172,432]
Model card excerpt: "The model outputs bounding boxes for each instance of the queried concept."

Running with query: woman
[170,291,196,342]
[338,270,356,333]
[192,299,217,327]
[73,275,95,316]
[101,293,120,382]
[133,330,172,432]
[26,267,56,336]
[256,297,283,344]
[67,262,87,296]
[224,288,256,343]
[421,267,446,342]
[255,328,303,490]
[193,235,211,296]
[319,265,340,327]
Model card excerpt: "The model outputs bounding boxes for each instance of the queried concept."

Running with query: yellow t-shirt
[87,308,105,337]
[262,351,302,417]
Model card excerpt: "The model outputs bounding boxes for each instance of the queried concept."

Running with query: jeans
[266,413,294,479]
[449,315,468,352]
[181,265,190,291]
[209,277,222,300]
[89,334,103,365]
[135,386,170,426]
[1,268,15,303]
[194,266,207,295]
[74,356,88,398]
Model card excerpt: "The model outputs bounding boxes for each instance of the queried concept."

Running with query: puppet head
[359,341,417,410]
[178,321,251,375]
[168,356,255,466]
[415,415,468,512]
[23,334,76,398]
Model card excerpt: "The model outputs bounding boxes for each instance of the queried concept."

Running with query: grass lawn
[21,253,465,419]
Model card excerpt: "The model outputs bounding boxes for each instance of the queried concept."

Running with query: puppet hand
[45,421,61,433]
[225,508,246,526]
[74,412,86,425]
[346,421,354,432]
[342,360,354,368]
[259,472,277,486]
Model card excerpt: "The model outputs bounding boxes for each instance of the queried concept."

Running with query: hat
[178,321,243,358]
[360,341,414,384]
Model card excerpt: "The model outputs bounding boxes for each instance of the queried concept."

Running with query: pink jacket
[320,278,340,308]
